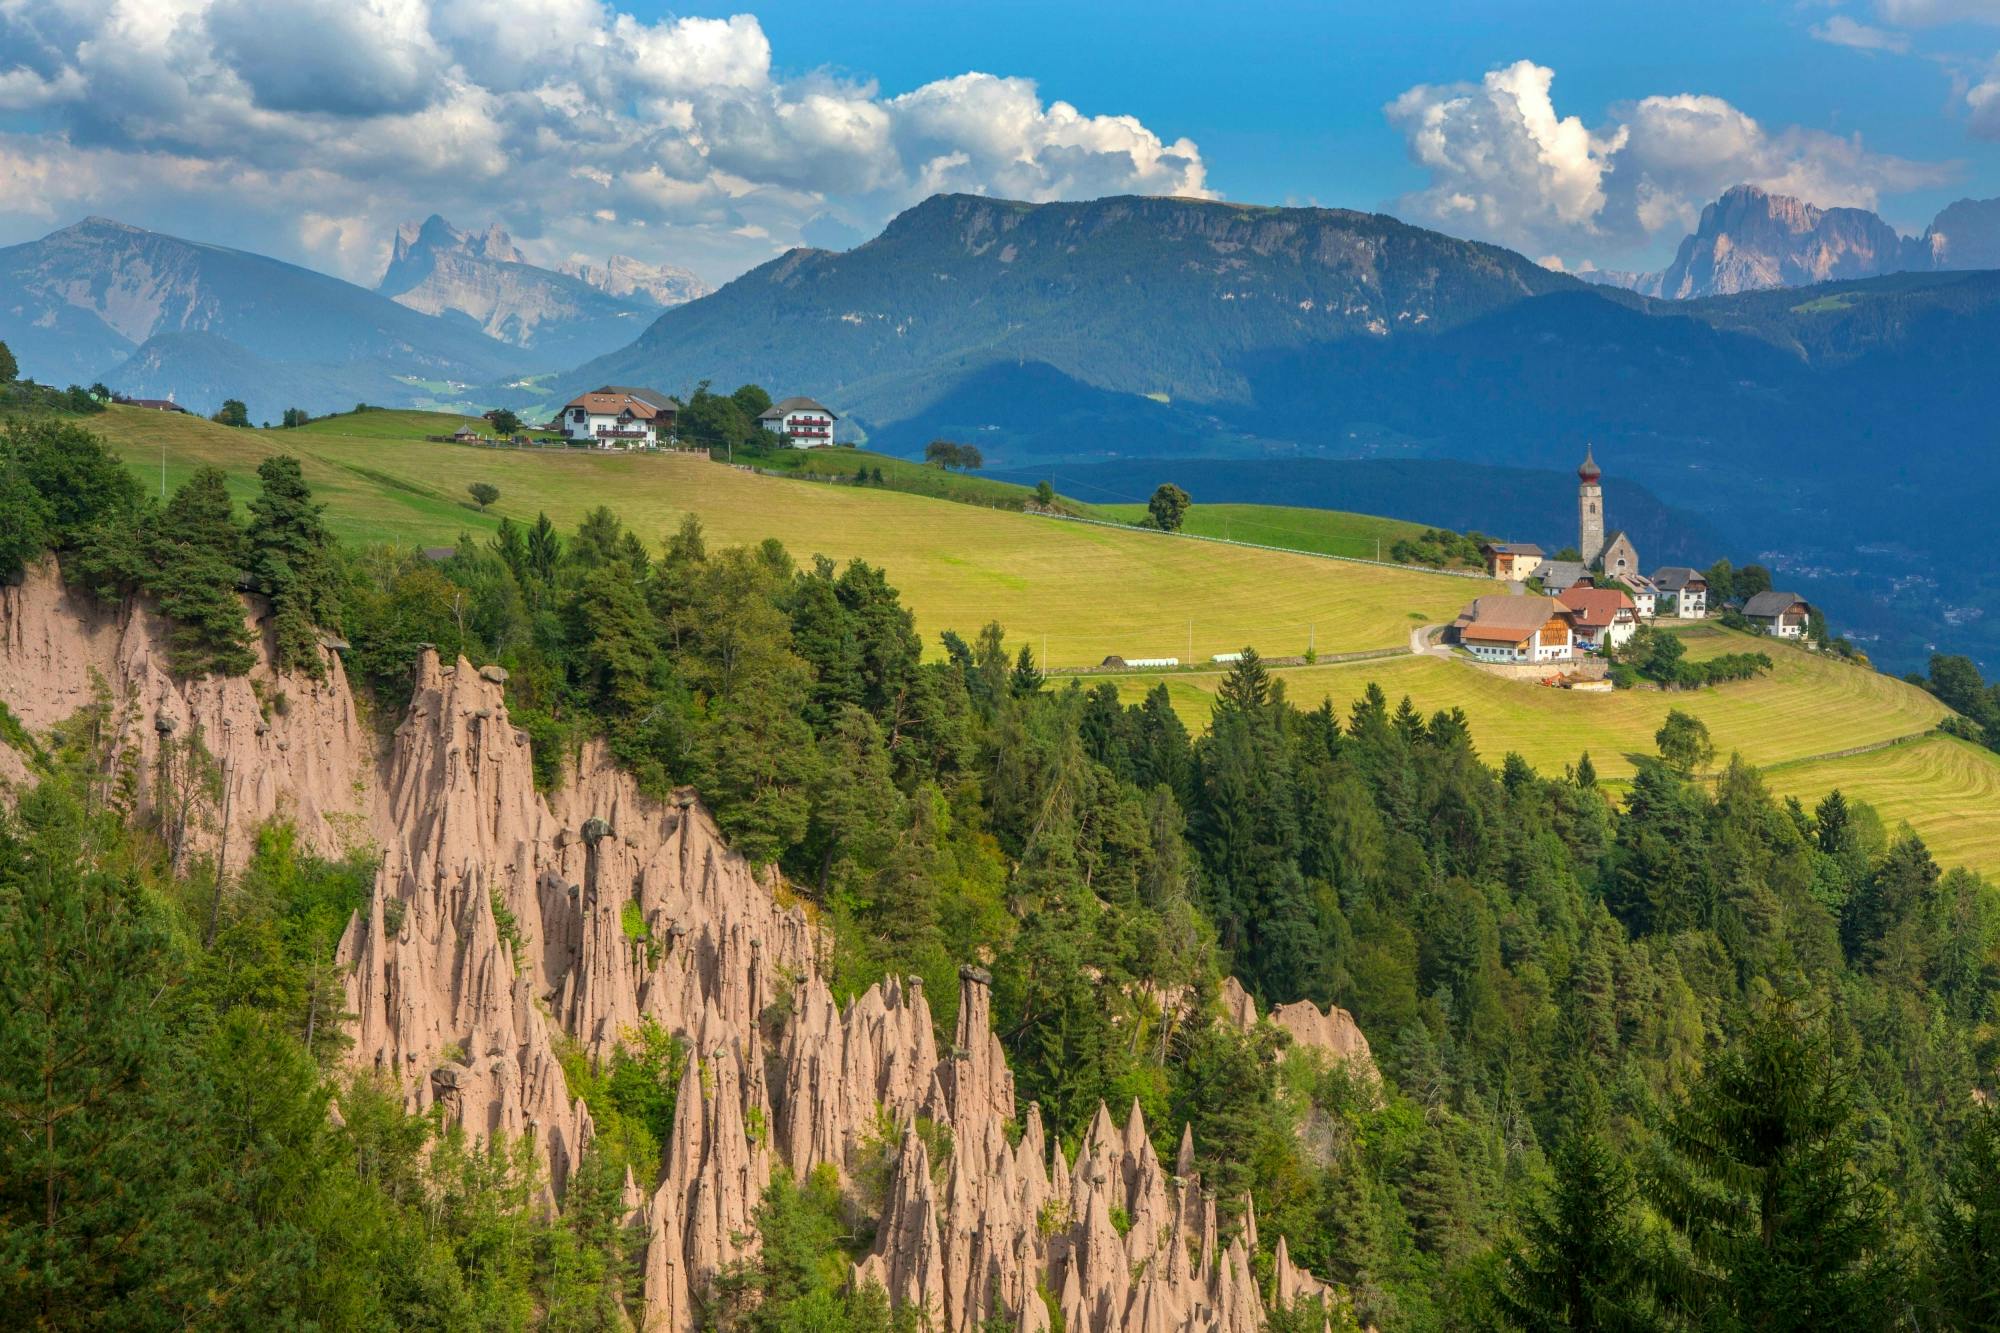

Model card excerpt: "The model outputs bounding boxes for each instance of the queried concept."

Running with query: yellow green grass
[1110,630,2000,876]
[88,406,1485,668]
[79,406,2000,875]
[1095,502,1438,563]
[1765,736,2000,875]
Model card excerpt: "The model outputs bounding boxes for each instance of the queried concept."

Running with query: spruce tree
[1494,1071,1657,1332]
[246,455,339,677]
[0,785,187,1323]
[1647,999,1899,1330]
[148,466,255,676]
[1928,1105,2000,1329]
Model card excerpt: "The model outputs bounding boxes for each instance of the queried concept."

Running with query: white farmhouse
[1557,586,1639,652]
[555,385,678,448]
[1650,567,1710,618]
[757,396,838,447]
[1744,591,1813,638]
[1453,595,1577,664]
[1617,573,1661,619]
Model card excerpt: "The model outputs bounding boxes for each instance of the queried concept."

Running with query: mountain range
[377,215,706,365]
[1585,183,2000,299]
[555,191,2000,670]
[7,190,2000,669]
[0,217,534,419]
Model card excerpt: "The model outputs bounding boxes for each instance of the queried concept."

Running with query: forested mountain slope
[5,414,2000,1329]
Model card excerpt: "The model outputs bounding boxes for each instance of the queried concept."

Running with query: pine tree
[1010,643,1044,697]
[1493,1073,1657,1332]
[1928,1105,2000,1329]
[245,455,339,677]
[148,466,255,676]
[0,784,187,1323]
[1647,999,1899,1330]
[526,511,563,583]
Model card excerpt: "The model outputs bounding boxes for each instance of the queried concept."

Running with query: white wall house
[556,385,678,449]
[1456,595,1576,663]
[1650,567,1710,618]
[1558,586,1638,652]
[1617,574,1659,619]
[758,396,838,447]
[1744,592,1813,638]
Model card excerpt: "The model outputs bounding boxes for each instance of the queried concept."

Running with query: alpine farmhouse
[555,385,679,448]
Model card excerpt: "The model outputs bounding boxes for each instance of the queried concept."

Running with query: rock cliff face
[1657,185,1921,299]
[1,578,1364,1329]
[1925,196,2000,272]
[377,216,705,363]
[0,559,374,874]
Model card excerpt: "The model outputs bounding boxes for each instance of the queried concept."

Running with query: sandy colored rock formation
[337,654,1356,1329]
[5,577,1358,1329]
[0,558,373,874]
[1222,976,1375,1078]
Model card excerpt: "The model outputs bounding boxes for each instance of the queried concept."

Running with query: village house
[1651,566,1710,618]
[1536,560,1592,594]
[118,396,190,414]
[1453,594,1577,664]
[1617,573,1661,619]
[1743,591,1813,638]
[1558,585,1639,652]
[1480,542,1545,581]
[554,385,679,448]
[758,396,838,447]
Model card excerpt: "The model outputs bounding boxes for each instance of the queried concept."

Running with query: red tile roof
[1556,586,1635,629]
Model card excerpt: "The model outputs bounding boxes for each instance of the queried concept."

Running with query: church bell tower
[1578,446,1604,567]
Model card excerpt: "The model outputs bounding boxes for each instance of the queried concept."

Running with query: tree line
[3,419,2000,1328]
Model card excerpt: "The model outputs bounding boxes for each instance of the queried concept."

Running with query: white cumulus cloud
[1811,16,1913,52]
[0,0,1209,285]
[1385,60,1952,263]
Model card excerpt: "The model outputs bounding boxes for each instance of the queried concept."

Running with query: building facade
[556,385,678,448]
[1456,595,1577,663]
[1597,530,1641,581]
[1480,542,1545,581]
[1651,567,1710,618]
[1744,591,1812,638]
[757,396,838,447]
[1558,586,1639,651]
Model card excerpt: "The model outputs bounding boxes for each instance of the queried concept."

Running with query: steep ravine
[0,562,1371,1331]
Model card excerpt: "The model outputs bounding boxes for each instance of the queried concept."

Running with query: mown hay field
[1109,631,2000,876]
[90,406,1485,667]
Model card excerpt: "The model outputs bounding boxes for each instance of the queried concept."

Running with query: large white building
[555,385,679,448]
[1454,594,1577,663]
[757,396,837,447]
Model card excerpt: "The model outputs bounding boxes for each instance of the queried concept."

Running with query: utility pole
[1186,619,1192,663]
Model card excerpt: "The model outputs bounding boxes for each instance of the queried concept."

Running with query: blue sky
[2,0,1997,281]
[735,0,2000,255]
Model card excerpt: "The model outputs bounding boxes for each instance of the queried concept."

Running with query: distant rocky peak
[556,252,708,308]
[392,214,525,267]
[1926,196,2000,271]
[1655,182,1920,299]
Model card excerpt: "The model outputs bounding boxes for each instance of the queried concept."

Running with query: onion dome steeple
[1578,445,1601,483]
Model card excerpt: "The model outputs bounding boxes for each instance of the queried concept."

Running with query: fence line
[1044,643,1410,678]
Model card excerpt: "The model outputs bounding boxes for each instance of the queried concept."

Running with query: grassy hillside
[1095,501,1438,562]
[78,405,2000,875]
[88,406,1483,668]
[1110,628,2000,875]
